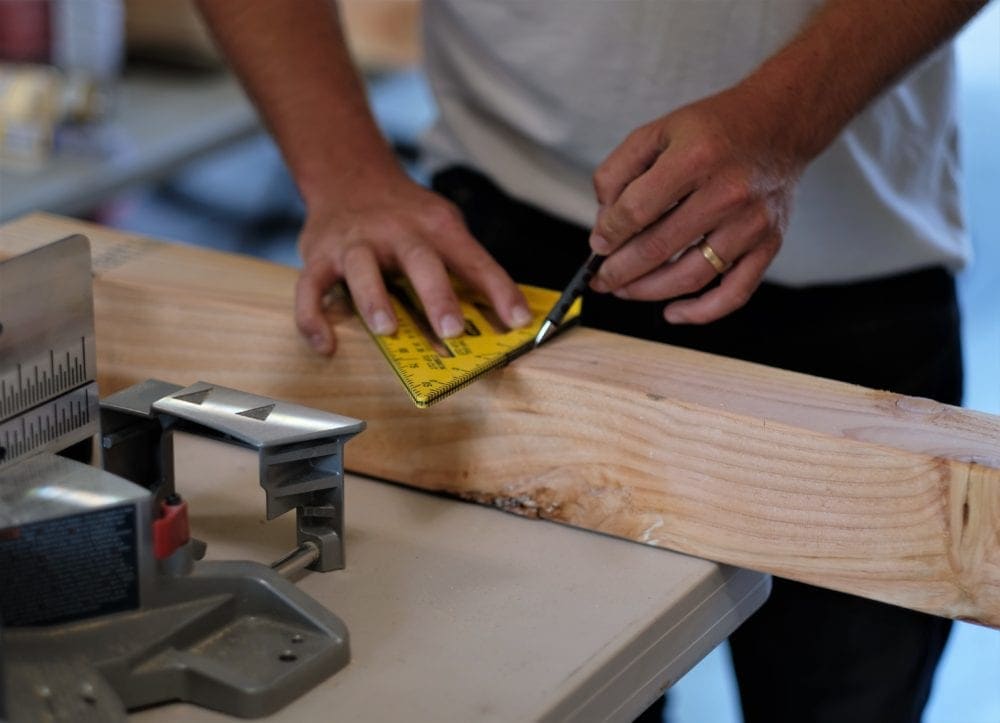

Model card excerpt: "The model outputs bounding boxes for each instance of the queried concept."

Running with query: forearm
[196,0,401,209]
[589,0,986,324]
[741,0,987,162]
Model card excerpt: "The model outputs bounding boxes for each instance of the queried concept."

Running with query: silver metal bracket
[101,379,365,572]
[1,236,367,720]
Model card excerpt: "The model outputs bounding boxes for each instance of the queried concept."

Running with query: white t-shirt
[419,0,970,286]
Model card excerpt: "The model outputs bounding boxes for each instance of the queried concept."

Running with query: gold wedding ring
[698,240,729,274]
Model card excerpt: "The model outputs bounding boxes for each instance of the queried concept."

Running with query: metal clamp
[100,380,364,572]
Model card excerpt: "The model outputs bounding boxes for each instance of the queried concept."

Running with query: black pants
[433,167,961,723]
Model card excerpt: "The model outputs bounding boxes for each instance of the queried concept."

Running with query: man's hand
[296,170,532,355]
[588,86,802,325]
[588,0,986,326]
[196,0,529,355]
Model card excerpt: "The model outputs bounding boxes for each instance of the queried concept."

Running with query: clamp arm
[100,380,364,571]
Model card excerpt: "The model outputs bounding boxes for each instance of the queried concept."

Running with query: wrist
[731,62,838,168]
[297,149,405,213]
[707,77,818,178]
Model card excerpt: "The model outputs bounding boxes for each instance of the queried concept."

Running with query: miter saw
[0,235,365,721]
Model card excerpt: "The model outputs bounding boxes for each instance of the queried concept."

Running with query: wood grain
[3,213,999,626]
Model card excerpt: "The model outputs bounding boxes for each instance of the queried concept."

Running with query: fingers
[612,240,719,302]
[591,128,789,302]
[662,239,776,324]
[592,179,727,293]
[298,228,531,358]
[403,204,531,334]
[392,232,532,340]
[592,124,664,207]
[443,237,532,330]
[341,243,396,335]
[590,149,692,256]
[605,199,780,325]
[296,188,534,357]
[295,259,343,355]
[611,207,752,301]
[397,242,467,338]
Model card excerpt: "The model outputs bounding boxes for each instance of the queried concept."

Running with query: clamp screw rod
[271,541,320,578]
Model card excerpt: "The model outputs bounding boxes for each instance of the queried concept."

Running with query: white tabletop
[134,435,768,722]
[0,69,260,222]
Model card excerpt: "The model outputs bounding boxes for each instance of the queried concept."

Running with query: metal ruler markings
[0,336,95,421]
[0,382,100,465]
[0,235,99,466]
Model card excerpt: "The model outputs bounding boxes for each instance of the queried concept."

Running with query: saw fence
[2,213,999,627]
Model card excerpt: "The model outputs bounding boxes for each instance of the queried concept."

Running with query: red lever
[153,495,190,560]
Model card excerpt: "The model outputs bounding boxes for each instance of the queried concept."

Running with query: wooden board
[2,213,999,627]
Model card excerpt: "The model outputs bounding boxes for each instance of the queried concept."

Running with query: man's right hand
[295,171,532,355]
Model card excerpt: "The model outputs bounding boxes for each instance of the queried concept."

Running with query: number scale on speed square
[0,235,100,465]
[366,278,583,408]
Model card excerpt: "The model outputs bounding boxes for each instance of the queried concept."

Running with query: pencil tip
[534,320,557,347]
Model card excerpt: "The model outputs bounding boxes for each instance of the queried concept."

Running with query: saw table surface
[134,434,768,722]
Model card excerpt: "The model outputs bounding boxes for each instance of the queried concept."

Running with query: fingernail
[510,305,532,328]
[309,333,329,351]
[590,233,610,253]
[371,309,394,335]
[591,275,608,293]
[613,287,630,300]
[439,314,464,338]
[664,309,687,324]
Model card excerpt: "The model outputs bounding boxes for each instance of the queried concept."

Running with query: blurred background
[0,2,996,721]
